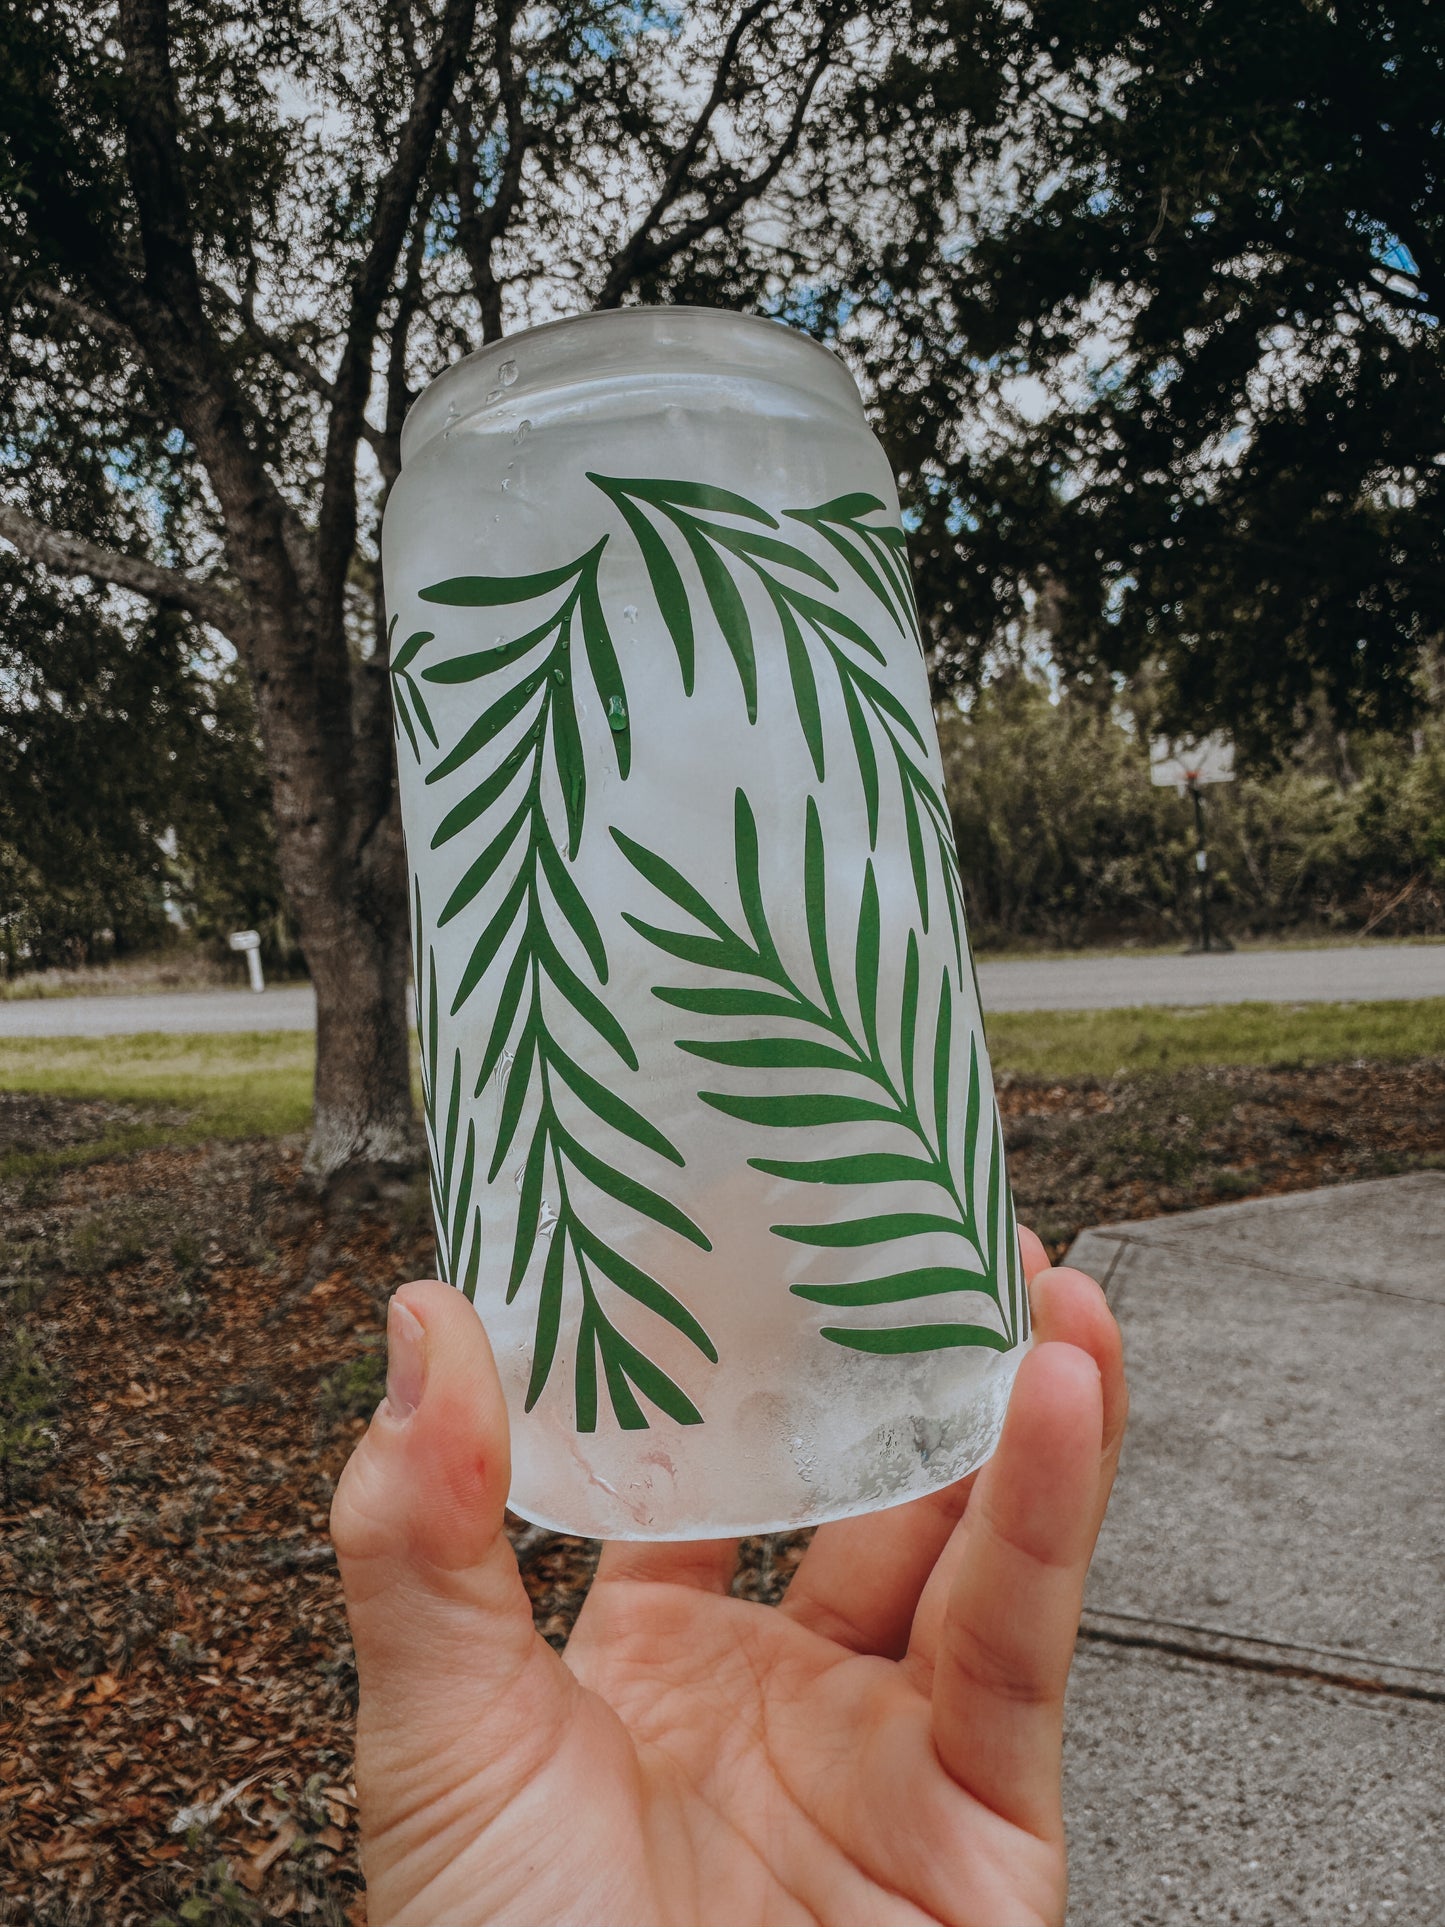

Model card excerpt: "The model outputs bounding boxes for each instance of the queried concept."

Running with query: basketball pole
[1184,778,1232,954]
[1190,777,1211,955]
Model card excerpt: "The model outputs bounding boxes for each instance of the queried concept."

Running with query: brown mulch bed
[999,1056,1445,1259]
[2,1058,1441,1925]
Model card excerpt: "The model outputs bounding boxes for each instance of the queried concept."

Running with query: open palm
[332,1230,1126,1927]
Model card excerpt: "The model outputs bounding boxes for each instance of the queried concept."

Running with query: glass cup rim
[399,304,864,466]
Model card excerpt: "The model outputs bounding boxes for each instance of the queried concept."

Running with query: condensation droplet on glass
[537,1198,559,1239]
[513,1164,526,1193]
[499,358,518,386]
[494,1047,514,1087]
[485,386,503,404]
[512,418,532,445]
[552,665,566,685]
[606,694,629,732]
[500,477,510,490]
[622,604,638,623]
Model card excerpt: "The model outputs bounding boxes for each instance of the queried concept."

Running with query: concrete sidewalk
[0,942,1440,1037]
[1061,1173,1444,1924]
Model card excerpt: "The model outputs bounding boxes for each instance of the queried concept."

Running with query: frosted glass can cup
[382,307,1030,1539]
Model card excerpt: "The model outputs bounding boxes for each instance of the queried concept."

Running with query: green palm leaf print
[783,493,924,655]
[409,550,716,1431]
[389,617,440,763]
[615,789,1024,1355]
[588,472,967,963]
[411,880,481,1299]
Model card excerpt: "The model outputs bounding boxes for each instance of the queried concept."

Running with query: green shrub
[938,673,1445,946]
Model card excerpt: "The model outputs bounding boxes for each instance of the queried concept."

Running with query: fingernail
[385,1298,427,1419]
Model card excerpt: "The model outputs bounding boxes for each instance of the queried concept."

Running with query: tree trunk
[307,895,416,1176]
[246,608,420,1178]
[6,0,485,1181]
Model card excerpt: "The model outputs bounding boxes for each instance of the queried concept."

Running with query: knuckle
[944,1618,1056,1709]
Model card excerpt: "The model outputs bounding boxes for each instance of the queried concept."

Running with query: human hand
[331,1230,1126,1926]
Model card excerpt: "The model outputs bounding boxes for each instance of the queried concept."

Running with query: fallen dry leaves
[999,1056,1445,1258]
[1,1058,1440,1922]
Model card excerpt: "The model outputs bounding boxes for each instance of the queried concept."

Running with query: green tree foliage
[0,557,282,970]
[0,0,1439,1132]
[940,675,1445,948]
[905,0,1444,745]
[0,0,1022,1169]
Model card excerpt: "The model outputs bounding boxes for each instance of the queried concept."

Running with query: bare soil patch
[2,1057,1440,1923]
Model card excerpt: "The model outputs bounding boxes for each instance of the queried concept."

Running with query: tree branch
[114,1,310,622]
[206,284,393,460]
[1230,221,1438,322]
[313,0,479,627]
[0,498,248,640]
[231,294,336,395]
[596,0,774,307]
[596,6,844,307]
[20,280,140,351]
[119,2,220,344]
[13,12,302,618]
[379,217,431,496]
[456,0,532,342]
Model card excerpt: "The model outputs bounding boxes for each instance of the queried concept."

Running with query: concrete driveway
[1062,1173,1445,1924]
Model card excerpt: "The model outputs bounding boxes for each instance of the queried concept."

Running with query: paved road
[1062,1173,1445,1924]
[979,940,1443,1011]
[0,943,1440,1038]
[0,984,321,1038]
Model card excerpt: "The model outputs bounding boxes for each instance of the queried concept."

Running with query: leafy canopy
[1,0,1439,819]
[909,0,1444,745]
[0,557,282,967]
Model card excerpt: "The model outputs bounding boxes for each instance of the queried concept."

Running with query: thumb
[330,1278,555,1750]
[332,1284,584,1922]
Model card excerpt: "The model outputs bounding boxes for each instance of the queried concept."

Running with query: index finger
[776,1224,1054,1658]
[906,1263,1126,1686]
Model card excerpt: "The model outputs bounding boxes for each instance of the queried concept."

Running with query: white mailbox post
[228,929,265,993]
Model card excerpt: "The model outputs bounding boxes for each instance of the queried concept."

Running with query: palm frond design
[411,879,482,1298]
[389,616,440,764]
[783,493,923,655]
[615,789,1023,1355]
[409,551,717,1430]
[587,472,967,965]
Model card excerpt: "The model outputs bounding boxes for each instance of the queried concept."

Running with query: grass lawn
[984,995,1445,1078]
[0,1030,316,1174]
[0,997,1440,1166]
[973,932,1445,963]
